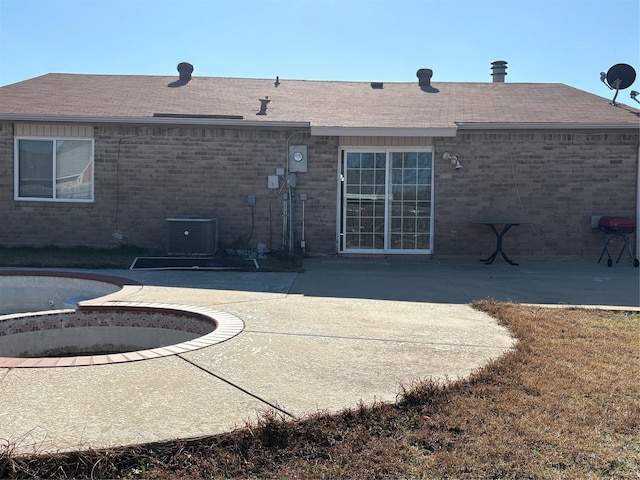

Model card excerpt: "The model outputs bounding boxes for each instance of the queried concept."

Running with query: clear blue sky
[1,0,638,102]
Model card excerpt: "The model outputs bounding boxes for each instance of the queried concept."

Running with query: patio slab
[0,258,636,454]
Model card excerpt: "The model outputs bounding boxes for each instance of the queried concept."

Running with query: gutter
[4,116,636,134]
[455,122,640,130]
[311,123,639,136]
[0,113,310,129]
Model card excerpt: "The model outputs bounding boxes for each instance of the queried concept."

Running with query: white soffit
[311,126,458,137]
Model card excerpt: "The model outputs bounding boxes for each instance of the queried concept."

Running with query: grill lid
[598,216,636,228]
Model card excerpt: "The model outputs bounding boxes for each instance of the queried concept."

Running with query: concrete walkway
[0,258,637,454]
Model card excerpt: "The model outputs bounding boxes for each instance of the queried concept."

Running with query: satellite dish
[606,64,636,89]
[600,63,637,105]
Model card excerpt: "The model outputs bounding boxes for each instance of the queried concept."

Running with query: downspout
[282,192,288,250]
[637,140,639,263]
[300,193,306,254]
[288,173,297,257]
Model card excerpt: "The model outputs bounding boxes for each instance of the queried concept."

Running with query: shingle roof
[1,73,638,130]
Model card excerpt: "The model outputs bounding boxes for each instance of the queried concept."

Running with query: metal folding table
[469,220,522,266]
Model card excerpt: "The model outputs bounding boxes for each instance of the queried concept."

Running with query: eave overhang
[2,115,638,134]
[455,122,640,131]
[0,114,310,129]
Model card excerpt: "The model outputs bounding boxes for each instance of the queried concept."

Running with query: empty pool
[0,271,244,367]
[0,271,124,314]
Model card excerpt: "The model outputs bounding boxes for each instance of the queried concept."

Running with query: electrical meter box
[289,145,307,172]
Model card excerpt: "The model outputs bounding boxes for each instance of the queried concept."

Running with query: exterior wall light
[443,152,463,170]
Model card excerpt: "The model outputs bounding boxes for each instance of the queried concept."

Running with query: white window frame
[14,136,95,203]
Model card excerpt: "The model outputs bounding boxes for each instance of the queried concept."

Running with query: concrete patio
[0,258,637,454]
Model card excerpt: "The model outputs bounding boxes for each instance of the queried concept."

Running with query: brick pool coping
[0,271,244,368]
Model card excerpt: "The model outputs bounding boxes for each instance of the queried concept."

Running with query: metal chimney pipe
[491,60,508,82]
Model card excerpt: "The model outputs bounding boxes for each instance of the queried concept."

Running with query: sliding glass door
[341,149,433,253]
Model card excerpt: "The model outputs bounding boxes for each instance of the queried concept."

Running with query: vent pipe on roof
[491,60,507,82]
[417,68,439,93]
[417,68,433,89]
[177,62,194,82]
[256,96,270,115]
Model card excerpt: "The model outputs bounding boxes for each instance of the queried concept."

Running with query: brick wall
[0,123,12,239]
[1,122,637,261]
[96,125,339,254]
[433,131,639,260]
[0,123,339,255]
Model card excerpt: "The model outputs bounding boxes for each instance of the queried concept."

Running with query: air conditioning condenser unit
[166,217,218,255]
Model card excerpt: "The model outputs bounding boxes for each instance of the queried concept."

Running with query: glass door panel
[389,151,432,251]
[344,152,386,250]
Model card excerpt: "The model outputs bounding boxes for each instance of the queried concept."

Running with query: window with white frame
[15,137,94,201]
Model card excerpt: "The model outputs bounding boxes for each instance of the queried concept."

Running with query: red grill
[597,216,638,267]
[598,216,636,234]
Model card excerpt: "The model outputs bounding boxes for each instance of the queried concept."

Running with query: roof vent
[256,96,270,115]
[371,82,384,89]
[417,68,432,88]
[416,68,438,92]
[491,60,507,82]
[177,62,194,82]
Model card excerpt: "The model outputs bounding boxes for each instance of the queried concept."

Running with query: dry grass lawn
[1,301,638,479]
